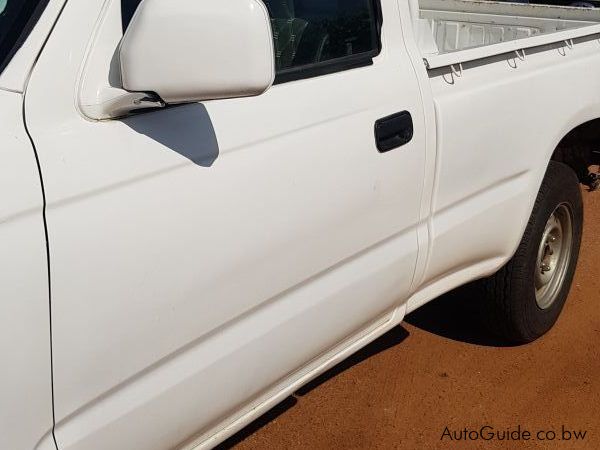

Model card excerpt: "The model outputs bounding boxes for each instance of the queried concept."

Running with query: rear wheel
[480,161,583,344]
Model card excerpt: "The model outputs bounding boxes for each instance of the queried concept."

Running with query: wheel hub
[534,204,574,309]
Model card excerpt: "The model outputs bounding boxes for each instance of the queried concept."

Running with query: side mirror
[120,0,275,104]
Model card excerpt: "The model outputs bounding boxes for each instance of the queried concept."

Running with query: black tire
[480,161,583,344]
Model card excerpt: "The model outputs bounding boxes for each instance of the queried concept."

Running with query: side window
[122,0,143,32]
[0,0,48,73]
[263,0,382,82]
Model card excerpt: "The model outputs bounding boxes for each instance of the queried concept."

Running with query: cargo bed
[413,0,600,68]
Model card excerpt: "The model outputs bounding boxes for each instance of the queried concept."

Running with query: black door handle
[374,111,414,153]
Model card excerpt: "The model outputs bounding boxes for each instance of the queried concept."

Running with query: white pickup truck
[2,0,600,449]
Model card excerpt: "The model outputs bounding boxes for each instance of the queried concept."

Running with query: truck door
[25,0,427,449]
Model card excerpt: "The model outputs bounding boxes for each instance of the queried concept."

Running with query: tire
[480,161,583,344]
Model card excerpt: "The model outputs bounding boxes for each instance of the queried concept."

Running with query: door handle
[374,111,414,153]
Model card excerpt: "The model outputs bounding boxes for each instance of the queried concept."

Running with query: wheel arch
[550,118,600,189]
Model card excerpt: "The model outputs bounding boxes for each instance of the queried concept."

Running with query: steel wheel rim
[534,203,574,310]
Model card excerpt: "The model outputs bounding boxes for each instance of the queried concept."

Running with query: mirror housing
[120,0,275,104]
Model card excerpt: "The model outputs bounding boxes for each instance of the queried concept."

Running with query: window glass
[263,0,380,76]
[0,0,47,72]
[122,0,143,32]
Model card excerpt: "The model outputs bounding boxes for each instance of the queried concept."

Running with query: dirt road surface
[221,192,600,450]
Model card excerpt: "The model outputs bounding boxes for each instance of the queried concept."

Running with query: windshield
[0,0,48,73]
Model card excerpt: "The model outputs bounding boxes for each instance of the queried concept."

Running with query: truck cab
[1,1,598,449]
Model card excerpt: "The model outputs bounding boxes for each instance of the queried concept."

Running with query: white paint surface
[2,0,600,448]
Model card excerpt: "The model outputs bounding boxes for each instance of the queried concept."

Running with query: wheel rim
[534,203,574,310]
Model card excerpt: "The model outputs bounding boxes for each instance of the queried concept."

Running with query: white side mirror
[120,0,275,104]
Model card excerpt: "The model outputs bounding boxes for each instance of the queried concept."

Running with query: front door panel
[25,0,426,448]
